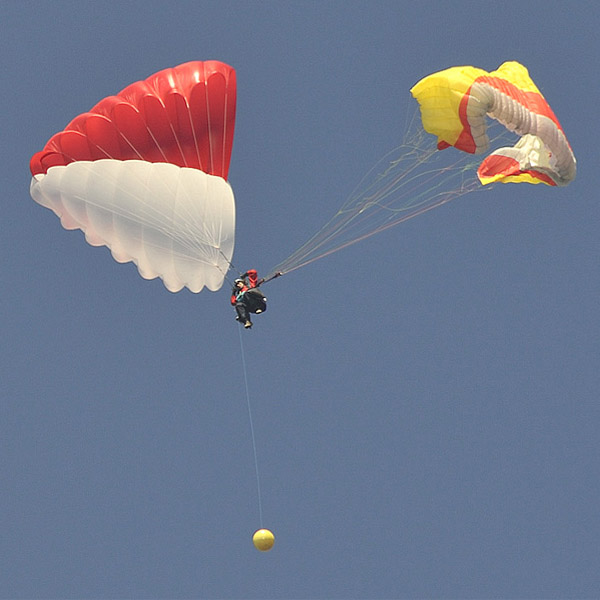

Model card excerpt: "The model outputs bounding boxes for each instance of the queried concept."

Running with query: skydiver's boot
[244,320,253,329]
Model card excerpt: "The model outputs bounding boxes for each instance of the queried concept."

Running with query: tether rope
[237,324,264,527]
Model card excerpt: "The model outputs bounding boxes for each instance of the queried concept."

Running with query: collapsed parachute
[268,61,576,278]
[410,61,576,186]
[30,61,237,292]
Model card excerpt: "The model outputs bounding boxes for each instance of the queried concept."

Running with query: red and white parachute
[30,61,236,292]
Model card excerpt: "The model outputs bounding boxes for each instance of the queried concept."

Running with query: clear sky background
[2,2,598,598]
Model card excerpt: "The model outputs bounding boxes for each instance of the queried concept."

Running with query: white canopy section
[30,159,235,292]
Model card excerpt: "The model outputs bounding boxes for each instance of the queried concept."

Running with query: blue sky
[2,1,599,598]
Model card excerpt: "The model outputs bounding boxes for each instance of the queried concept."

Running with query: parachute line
[238,326,264,527]
[267,107,510,278]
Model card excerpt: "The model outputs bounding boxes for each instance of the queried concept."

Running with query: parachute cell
[29,61,237,292]
[410,61,576,186]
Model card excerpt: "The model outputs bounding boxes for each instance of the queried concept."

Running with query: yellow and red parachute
[30,61,236,292]
[267,61,577,278]
[410,61,576,186]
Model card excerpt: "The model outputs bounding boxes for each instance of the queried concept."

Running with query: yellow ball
[252,528,275,552]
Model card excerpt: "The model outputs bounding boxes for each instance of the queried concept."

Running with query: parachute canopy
[410,61,576,186]
[30,60,237,292]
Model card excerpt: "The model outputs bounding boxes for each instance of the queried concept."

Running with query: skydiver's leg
[242,300,253,326]
[235,302,252,326]
[235,303,248,322]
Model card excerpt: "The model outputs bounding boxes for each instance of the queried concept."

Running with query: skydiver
[230,269,267,329]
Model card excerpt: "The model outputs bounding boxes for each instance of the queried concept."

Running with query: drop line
[238,325,264,527]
